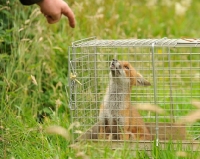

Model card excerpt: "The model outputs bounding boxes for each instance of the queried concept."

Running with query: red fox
[98,59,151,140]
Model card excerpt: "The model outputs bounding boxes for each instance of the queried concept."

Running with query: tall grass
[1,0,200,158]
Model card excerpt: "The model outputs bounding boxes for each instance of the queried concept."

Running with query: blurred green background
[0,0,200,158]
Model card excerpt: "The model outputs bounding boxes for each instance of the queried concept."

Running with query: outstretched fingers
[61,3,75,28]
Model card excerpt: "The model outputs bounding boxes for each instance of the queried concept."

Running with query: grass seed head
[30,75,38,86]
[45,125,70,140]
[176,151,187,157]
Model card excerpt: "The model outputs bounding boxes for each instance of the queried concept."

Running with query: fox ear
[136,73,151,86]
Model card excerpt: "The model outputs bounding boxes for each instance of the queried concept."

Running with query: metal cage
[68,37,200,151]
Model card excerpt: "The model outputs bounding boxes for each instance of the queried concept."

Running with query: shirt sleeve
[19,0,43,5]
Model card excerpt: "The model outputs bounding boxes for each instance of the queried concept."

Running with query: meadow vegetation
[0,0,200,158]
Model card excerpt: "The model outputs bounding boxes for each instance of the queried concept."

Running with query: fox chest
[99,83,130,124]
[99,93,127,126]
[103,92,127,116]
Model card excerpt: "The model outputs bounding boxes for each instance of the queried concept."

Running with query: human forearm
[19,0,43,5]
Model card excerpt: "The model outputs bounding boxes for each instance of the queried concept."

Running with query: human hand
[37,0,75,28]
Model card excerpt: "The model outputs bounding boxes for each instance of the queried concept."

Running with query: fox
[98,59,151,140]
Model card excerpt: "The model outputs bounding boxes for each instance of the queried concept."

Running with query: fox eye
[124,66,129,69]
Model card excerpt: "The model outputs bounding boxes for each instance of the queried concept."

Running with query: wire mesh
[69,37,200,149]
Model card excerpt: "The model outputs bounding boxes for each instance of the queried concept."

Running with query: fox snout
[109,59,151,86]
[110,59,122,77]
[110,59,120,70]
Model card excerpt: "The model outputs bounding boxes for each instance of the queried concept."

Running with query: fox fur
[98,59,151,140]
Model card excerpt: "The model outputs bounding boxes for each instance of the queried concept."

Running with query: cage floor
[77,122,186,140]
[76,122,199,151]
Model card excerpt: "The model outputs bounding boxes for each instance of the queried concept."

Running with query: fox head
[110,59,151,86]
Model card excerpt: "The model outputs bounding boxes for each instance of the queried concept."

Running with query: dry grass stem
[176,151,187,157]
[192,100,200,109]
[75,130,83,134]
[135,103,165,114]
[178,110,200,124]
[45,125,70,140]
[68,122,80,130]
[76,152,89,159]
[178,100,200,124]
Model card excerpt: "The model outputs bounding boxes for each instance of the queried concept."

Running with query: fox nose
[112,59,117,65]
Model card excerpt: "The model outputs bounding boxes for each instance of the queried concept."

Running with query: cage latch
[69,61,82,110]
[70,73,82,85]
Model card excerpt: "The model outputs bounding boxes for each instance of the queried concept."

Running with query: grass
[1,0,200,158]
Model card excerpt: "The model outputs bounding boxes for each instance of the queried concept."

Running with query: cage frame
[68,37,200,151]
